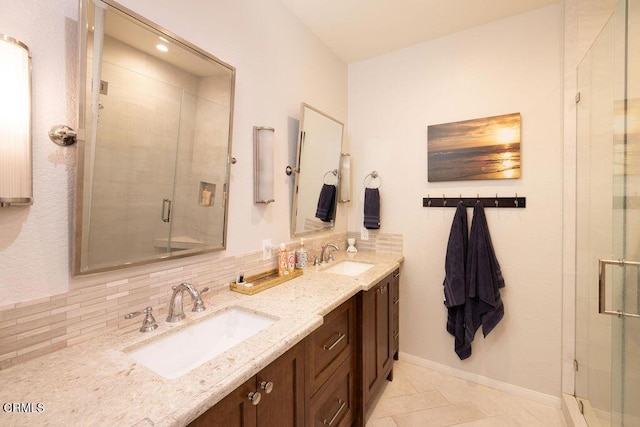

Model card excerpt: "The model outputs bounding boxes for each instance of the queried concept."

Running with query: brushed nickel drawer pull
[393,332,399,340]
[323,398,346,425]
[393,272,400,278]
[393,298,399,304]
[322,332,346,351]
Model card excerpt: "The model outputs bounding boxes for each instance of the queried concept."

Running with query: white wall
[0,0,347,304]
[348,5,563,397]
[0,0,77,302]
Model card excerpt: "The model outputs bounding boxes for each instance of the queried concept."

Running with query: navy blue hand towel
[443,202,471,360]
[315,184,336,222]
[363,188,380,229]
[465,201,505,345]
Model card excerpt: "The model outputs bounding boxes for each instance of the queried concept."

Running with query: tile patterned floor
[366,360,567,427]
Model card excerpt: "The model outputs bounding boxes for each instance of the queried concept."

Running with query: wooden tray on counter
[229,268,303,295]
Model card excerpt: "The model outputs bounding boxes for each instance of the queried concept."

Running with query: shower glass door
[576,1,640,426]
[86,59,182,269]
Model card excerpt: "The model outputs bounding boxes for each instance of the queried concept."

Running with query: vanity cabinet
[189,340,305,427]
[304,297,356,426]
[189,269,401,427]
[359,269,399,420]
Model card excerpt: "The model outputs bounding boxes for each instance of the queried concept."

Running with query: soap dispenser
[278,243,289,276]
[295,238,308,269]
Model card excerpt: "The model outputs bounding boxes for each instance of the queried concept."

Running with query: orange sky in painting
[428,112,521,152]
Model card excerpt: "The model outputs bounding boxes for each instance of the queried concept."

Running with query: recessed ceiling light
[156,44,168,52]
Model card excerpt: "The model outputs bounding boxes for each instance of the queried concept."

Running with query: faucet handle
[125,306,158,333]
[192,287,210,313]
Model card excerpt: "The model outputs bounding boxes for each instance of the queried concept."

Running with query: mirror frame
[74,0,236,275]
[290,103,344,237]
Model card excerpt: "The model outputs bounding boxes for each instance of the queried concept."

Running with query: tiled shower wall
[0,231,402,370]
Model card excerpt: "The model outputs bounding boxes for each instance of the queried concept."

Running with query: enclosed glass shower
[575,0,640,425]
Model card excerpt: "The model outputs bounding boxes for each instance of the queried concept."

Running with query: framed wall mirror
[291,103,344,236]
[75,0,235,275]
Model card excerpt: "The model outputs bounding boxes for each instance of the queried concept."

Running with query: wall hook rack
[422,194,526,208]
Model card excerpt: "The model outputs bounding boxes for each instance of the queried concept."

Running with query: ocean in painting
[428,143,521,181]
[427,112,521,182]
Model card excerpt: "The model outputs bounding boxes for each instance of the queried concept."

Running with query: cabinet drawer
[306,357,354,427]
[305,297,355,397]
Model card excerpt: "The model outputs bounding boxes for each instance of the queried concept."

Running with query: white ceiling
[278,0,561,63]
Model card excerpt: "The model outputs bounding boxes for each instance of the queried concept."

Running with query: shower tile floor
[367,359,567,426]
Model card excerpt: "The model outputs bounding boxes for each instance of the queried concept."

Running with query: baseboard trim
[398,352,561,408]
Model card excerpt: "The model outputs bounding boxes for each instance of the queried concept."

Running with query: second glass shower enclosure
[575,0,639,425]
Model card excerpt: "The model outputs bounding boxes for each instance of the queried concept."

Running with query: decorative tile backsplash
[0,231,402,370]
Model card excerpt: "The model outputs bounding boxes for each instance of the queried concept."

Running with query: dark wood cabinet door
[360,272,396,416]
[188,377,257,427]
[391,269,400,360]
[376,275,392,378]
[361,274,393,407]
[361,281,378,405]
[257,341,305,427]
[190,342,305,427]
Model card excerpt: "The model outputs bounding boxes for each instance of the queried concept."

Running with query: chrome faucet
[166,283,209,323]
[321,243,339,264]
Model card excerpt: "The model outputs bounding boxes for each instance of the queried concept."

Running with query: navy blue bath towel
[315,184,336,222]
[443,202,470,360]
[363,188,381,229]
[465,201,505,344]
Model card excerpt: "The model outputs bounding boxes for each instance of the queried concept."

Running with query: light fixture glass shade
[254,126,275,204]
[339,153,351,203]
[0,35,32,207]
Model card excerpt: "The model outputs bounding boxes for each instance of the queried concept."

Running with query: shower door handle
[161,199,172,223]
[598,258,640,318]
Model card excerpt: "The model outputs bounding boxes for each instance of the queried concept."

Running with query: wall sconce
[253,126,275,204]
[0,34,32,207]
[339,153,351,203]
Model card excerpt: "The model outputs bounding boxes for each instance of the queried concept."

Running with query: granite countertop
[0,251,403,426]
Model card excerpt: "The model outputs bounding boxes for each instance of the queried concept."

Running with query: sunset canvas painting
[427,113,521,182]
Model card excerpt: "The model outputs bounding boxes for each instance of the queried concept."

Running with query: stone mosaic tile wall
[0,231,402,369]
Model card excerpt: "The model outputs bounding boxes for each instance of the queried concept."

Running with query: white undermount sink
[323,260,374,276]
[127,307,276,379]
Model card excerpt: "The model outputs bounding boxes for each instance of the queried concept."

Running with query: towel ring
[323,169,338,185]
[363,171,381,189]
